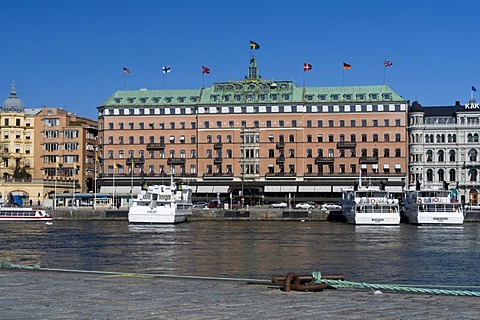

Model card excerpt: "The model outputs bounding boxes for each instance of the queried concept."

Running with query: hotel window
[370,93,378,100]
[289,134,295,143]
[241,120,246,128]
[278,106,284,113]
[169,136,175,143]
[362,134,367,142]
[254,120,259,128]
[246,94,254,101]
[148,122,154,129]
[169,122,175,129]
[350,149,356,157]
[373,119,378,127]
[189,136,195,144]
[344,94,352,100]
[339,120,345,127]
[382,93,392,100]
[307,135,312,143]
[340,164,346,173]
[317,120,323,127]
[259,94,266,101]
[317,149,323,157]
[139,136,144,144]
[108,150,114,159]
[350,164,356,173]
[217,121,222,128]
[305,95,313,101]
[331,94,339,100]
[361,119,367,127]
[253,106,259,113]
[361,149,367,157]
[306,120,312,127]
[139,150,144,158]
[306,149,312,157]
[266,120,272,127]
[229,121,234,128]
[180,135,186,144]
[373,134,378,142]
[108,136,113,144]
[207,135,212,143]
[206,149,212,158]
[270,93,278,101]
[339,149,345,157]
[373,149,379,157]
[339,134,345,142]
[328,120,334,127]
[350,120,356,127]
[223,95,230,102]
[204,121,209,128]
[129,136,134,144]
[129,122,134,130]
[372,105,378,112]
[328,105,334,112]
[226,149,232,158]
[108,123,113,130]
[317,134,323,143]
[228,107,234,114]
[328,164,334,173]
[395,149,401,157]
[159,122,165,129]
[384,119,390,127]
[350,134,356,142]
[395,119,401,126]
[289,149,295,157]
[190,150,196,158]
[169,150,176,158]
[292,120,297,127]
[279,120,284,127]
[118,123,124,130]
[149,150,155,159]
[227,135,232,143]
[328,134,334,142]
[384,133,390,142]
[384,148,390,157]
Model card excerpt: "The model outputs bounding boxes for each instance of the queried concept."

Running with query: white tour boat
[128,183,193,224]
[403,188,464,225]
[0,207,52,221]
[342,181,400,225]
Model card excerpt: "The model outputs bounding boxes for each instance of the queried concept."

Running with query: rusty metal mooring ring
[283,272,326,292]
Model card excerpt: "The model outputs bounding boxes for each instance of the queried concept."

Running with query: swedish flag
[56,163,63,169]
[250,40,260,50]
[114,162,123,169]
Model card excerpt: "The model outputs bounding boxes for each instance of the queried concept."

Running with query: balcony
[336,141,357,149]
[214,157,223,164]
[146,143,165,150]
[214,142,223,149]
[126,157,145,165]
[275,142,285,149]
[276,156,285,164]
[167,157,186,165]
[359,156,379,164]
[315,157,334,164]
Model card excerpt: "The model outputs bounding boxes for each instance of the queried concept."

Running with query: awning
[372,164,379,169]
[298,186,331,192]
[264,186,281,192]
[281,186,297,192]
[395,163,401,169]
[361,164,367,169]
[212,185,229,193]
[332,186,349,192]
[386,186,403,193]
[196,185,213,193]
[383,164,390,169]
[99,186,141,195]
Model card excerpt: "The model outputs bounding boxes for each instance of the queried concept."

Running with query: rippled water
[1,220,479,287]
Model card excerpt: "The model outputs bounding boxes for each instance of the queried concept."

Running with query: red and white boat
[0,207,52,221]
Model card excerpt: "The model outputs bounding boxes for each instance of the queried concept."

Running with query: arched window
[436,134,441,143]
[449,169,456,181]
[306,134,312,143]
[449,150,456,162]
[469,169,478,182]
[468,133,473,143]
[438,169,445,182]
[306,149,312,157]
[469,149,478,162]
[452,134,456,143]
[437,150,444,162]
[373,148,378,157]
[475,133,479,142]
[426,150,433,162]
[427,169,433,182]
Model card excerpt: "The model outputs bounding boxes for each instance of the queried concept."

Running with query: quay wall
[48,208,480,222]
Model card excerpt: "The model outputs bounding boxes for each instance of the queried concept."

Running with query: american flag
[384,61,393,67]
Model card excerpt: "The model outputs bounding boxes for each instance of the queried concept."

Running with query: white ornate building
[408,99,480,205]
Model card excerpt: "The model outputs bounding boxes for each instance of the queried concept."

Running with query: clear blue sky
[1,0,480,119]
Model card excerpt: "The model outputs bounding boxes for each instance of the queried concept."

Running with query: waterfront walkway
[1,269,479,319]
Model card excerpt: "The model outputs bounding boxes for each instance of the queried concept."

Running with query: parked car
[206,199,222,209]
[295,202,314,210]
[321,202,342,211]
[193,201,207,209]
[230,201,241,210]
[269,201,287,209]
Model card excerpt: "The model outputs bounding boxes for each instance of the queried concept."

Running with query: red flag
[123,67,132,73]
[303,63,312,72]
[384,61,393,67]
[343,62,351,69]
[202,66,210,74]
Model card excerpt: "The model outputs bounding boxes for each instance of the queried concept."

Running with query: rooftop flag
[343,62,351,69]
[56,163,63,169]
[202,66,210,74]
[162,66,171,74]
[123,67,132,73]
[384,61,393,67]
[303,63,312,72]
[472,86,477,92]
[250,40,260,50]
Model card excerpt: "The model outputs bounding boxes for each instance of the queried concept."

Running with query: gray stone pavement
[1,269,479,319]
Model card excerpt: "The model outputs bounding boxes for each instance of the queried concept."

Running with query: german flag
[343,62,351,69]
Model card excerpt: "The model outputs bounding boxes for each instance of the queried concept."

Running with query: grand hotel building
[97,58,408,204]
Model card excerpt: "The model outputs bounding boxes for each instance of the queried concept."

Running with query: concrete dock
[1,269,479,319]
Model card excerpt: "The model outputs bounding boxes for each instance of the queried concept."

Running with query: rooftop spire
[248,56,259,80]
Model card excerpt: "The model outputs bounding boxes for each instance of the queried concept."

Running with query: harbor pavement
[1,269,479,319]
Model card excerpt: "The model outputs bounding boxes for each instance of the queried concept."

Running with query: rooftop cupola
[1,82,25,113]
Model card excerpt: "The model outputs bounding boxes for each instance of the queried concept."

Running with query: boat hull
[0,216,52,221]
[345,211,400,225]
[404,210,464,225]
[128,209,191,224]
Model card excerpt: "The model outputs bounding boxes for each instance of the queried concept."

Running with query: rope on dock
[0,260,40,270]
[312,271,480,297]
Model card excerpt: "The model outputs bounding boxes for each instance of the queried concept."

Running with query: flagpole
[383,64,386,84]
[54,167,57,210]
[343,68,345,86]
[303,70,306,88]
[113,168,115,209]
[163,73,166,89]
[94,158,97,210]
[130,163,134,208]
[123,72,127,90]
[72,166,75,209]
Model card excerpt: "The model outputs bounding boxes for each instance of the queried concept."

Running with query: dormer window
[114,98,122,103]
[127,98,135,103]
[305,94,313,101]
[370,93,378,100]
[216,84,224,90]
[248,84,255,90]
[282,93,290,100]
[318,94,327,100]
[178,97,185,103]
[344,94,352,100]
[382,93,392,100]
[165,97,172,103]
[152,97,160,103]
[223,95,230,102]
[234,94,242,101]
[356,94,365,100]
[227,84,234,90]
[270,93,278,101]
[190,96,198,102]
[140,98,147,103]
[331,94,339,100]
[210,95,219,102]
[246,94,254,101]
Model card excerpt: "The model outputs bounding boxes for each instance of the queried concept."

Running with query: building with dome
[408,99,480,205]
